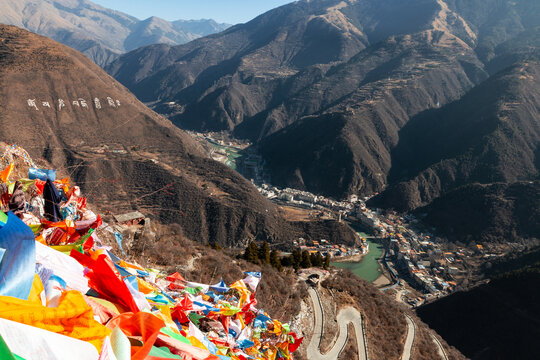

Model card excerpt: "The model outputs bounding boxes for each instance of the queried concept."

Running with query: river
[331,239,384,283]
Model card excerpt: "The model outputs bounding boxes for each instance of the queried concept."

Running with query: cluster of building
[389,234,459,297]
[294,238,368,258]
[353,207,477,305]
[258,184,357,215]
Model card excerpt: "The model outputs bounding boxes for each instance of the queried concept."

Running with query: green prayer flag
[0,333,17,360]
[184,287,200,295]
[149,346,183,359]
[188,313,205,325]
[161,327,191,345]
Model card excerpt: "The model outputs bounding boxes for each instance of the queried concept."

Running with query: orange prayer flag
[120,260,145,271]
[107,312,165,360]
[137,278,157,294]
[35,234,47,245]
[54,177,70,193]
[0,164,14,183]
[0,291,111,351]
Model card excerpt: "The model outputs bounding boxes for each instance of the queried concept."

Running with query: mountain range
[1,1,538,357]
[370,61,540,209]
[0,24,355,249]
[0,23,469,360]
[106,0,539,243]
[0,0,230,66]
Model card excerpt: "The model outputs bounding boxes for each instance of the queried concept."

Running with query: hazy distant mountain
[108,0,538,200]
[0,0,230,66]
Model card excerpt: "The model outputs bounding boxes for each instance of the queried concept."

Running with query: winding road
[401,315,416,360]
[431,334,449,360]
[306,287,430,360]
[307,287,369,360]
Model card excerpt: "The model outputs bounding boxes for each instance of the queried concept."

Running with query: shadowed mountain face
[370,62,540,212]
[0,0,230,66]
[417,251,540,360]
[0,24,356,248]
[107,0,539,204]
[419,182,540,243]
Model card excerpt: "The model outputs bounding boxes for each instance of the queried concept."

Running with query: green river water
[331,239,384,283]
[210,142,242,171]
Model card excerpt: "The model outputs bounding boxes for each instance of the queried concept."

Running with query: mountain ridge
[107,0,539,202]
[371,61,540,212]
[0,0,230,66]
[419,181,540,243]
[106,0,539,245]
[0,24,355,249]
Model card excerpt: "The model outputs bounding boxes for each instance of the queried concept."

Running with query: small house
[114,211,145,226]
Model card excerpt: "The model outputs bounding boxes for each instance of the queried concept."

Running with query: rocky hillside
[371,62,540,212]
[0,0,230,66]
[107,0,539,202]
[419,181,540,243]
[317,271,465,360]
[119,217,465,360]
[0,24,354,248]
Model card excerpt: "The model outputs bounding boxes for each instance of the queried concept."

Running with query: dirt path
[307,287,368,360]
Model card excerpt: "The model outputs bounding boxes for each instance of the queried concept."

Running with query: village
[183,131,503,307]
[264,182,505,305]
[254,181,505,307]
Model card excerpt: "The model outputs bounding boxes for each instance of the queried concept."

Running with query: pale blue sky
[92,0,295,24]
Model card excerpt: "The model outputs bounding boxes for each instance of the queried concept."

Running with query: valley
[0,0,538,359]
[188,129,506,310]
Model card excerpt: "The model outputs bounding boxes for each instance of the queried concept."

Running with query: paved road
[431,334,449,360]
[401,315,416,360]
[307,287,368,360]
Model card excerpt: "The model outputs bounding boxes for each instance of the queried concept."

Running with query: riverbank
[331,239,383,283]
[373,274,391,287]
[332,253,365,262]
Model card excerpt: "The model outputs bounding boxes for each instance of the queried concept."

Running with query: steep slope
[419,181,540,243]
[258,29,484,196]
[485,26,540,74]
[107,0,540,200]
[0,0,230,66]
[417,252,540,359]
[0,24,355,248]
[316,271,466,360]
[444,0,540,68]
[372,62,540,212]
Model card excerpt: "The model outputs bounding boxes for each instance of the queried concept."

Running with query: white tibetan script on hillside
[26,97,121,111]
